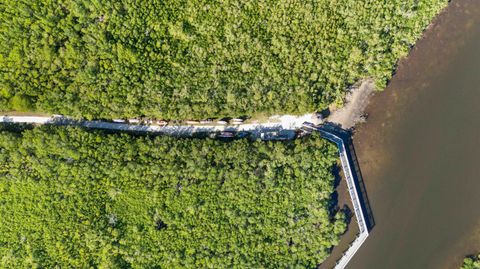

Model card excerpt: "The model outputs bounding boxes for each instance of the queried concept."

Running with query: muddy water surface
[350,1,480,268]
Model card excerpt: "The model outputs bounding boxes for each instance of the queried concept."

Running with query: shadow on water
[346,136,376,231]
[322,122,376,231]
[329,165,344,220]
[329,165,353,228]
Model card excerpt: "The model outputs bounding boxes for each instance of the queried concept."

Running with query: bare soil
[326,80,376,129]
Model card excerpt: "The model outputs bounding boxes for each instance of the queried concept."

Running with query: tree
[462,254,480,269]
[9,94,32,111]
[0,0,448,119]
[0,125,345,268]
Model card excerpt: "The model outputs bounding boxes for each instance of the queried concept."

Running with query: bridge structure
[0,116,371,268]
[302,122,371,269]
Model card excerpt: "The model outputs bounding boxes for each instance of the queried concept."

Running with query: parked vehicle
[185,120,200,125]
[216,120,228,125]
[128,119,140,124]
[296,129,310,138]
[302,122,316,130]
[260,131,294,141]
[155,120,168,126]
[112,119,126,123]
[218,131,234,138]
[231,118,243,125]
[235,131,250,139]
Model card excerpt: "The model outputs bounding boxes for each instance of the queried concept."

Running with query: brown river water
[346,0,480,268]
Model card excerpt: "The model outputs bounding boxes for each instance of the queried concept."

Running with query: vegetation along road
[0,0,455,268]
[0,124,346,268]
[349,1,480,268]
[1,0,447,119]
[0,114,317,139]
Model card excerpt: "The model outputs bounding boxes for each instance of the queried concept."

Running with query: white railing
[334,232,368,269]
[0,116,369,269]
[302,122,369,269]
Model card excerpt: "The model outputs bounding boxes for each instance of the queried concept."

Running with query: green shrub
[0,0,448,119]
[9,94,32,111]
[462,254,480,269]
[0,125,345,268]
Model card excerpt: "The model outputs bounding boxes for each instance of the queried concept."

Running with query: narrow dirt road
[0,114,318,139]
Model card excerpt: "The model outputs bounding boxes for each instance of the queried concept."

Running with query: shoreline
[0,3,454,268]
[0,116,369,269]
[0,4,453,267]
[347,0,480,268]
[315,3,455,267]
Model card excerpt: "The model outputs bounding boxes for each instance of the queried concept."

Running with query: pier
[302,122,371,269]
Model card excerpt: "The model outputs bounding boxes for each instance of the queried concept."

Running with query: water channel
[350,0,480,268]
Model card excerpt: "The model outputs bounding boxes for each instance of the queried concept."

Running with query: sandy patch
[327,80,376,129]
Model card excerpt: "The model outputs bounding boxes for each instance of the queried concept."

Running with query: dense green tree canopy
[0,0,447,119]
[0,125,345,268]
[462,254,480,269]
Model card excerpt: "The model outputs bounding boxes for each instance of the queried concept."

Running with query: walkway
[302,122,370,269]
[0,115,317,140]
[0,115,371,269]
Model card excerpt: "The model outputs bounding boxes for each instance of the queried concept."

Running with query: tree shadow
[315,122,376,231]
[0,121,34,133]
